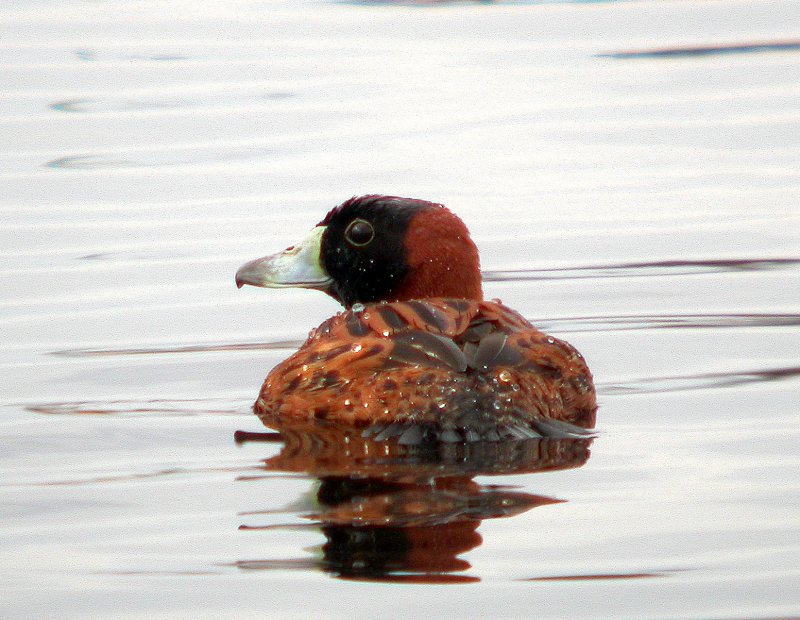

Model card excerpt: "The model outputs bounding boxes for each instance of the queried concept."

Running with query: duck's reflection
[234,423,592,583]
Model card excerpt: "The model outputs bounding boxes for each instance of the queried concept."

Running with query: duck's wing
[257,298,596,433]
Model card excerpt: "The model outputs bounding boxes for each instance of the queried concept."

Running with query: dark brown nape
[391,205,483,302]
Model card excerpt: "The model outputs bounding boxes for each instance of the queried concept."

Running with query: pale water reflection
[1,0,799,618]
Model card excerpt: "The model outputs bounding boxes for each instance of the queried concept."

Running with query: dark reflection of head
[234,423,592,583]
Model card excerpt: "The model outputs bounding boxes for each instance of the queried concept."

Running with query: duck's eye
[344,219,375,247]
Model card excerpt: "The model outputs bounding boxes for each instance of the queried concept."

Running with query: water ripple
[45,155,139,170]
[48,91,294,114]
[526,571,675,581]
[73,49,188,62]
[44,146,273,169]
[51,340,304,358]
[483,257,800,283]
[50,313,799,359]
[601,39,800,60]
[27,397,250,417]
[605,365,800,395]
[9,463,259,488]
[344,0,622,5]
[543,313,800,334]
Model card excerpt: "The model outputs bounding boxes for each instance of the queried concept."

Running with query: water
[2,0,799,618]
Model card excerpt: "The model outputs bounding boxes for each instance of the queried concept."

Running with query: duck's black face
[318,196,428,306]
[235,195,430,307]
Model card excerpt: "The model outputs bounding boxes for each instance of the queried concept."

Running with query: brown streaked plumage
[236,195,597,442]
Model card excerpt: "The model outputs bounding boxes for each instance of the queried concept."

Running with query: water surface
[1,0,799,618]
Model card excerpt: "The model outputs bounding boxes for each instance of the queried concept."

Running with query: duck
[236,195,596,443]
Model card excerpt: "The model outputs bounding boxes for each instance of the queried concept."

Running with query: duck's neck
[389,206,483,303]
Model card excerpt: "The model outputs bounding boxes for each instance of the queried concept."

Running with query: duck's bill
[235,226,333,291]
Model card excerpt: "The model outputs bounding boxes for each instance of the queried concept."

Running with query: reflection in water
[235,424,591,583]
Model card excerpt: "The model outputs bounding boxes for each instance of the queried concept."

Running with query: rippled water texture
[2,1,799,618]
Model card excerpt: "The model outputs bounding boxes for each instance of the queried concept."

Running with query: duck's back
[255,298,596,441]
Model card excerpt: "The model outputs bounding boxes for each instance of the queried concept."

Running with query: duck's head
[236,195,483,308]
